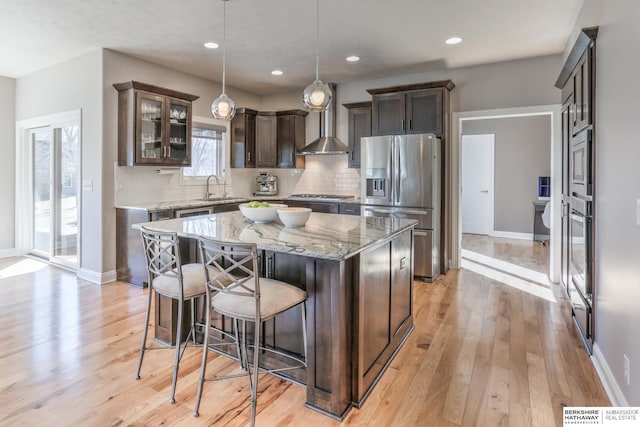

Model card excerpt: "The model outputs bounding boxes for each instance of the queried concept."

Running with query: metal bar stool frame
[194,236,307,427]
[135,226,206,404]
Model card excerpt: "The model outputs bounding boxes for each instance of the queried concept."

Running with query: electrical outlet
[624,354,631,386]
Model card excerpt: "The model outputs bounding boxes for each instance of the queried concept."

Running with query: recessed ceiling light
[271,70,283,76]
[445,37,462,45]
[204,42,219,49]
[346,55,360,62]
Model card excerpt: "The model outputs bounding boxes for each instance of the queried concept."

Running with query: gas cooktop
[289,194,355,202]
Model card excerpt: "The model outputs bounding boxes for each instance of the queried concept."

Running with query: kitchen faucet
[206,175,227,199]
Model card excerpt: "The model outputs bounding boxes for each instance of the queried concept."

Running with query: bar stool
[193,237,307,427]
[136,226,207,404]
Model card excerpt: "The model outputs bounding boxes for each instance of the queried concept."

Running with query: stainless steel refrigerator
[361,133,441,281]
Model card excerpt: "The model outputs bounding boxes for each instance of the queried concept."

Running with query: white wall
[566,0,640,406]
[0,76,15,253]
[15,50,103,277]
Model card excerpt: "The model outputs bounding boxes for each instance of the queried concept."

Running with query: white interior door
[462,134,495,235]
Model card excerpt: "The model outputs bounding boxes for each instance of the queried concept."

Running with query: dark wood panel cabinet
[113,81,198,166]
[343,102,372,168]
[256,112,277,168]
[231,108,257,168]
[555,26,597,354]
[285,200,339,214]
[277,110,308,169]
[368,81,452,137]
[339,203,361,216]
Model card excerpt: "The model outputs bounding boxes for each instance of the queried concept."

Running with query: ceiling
[0,0,582,95]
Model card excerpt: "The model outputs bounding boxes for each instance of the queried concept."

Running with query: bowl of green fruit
[239,201,288,223]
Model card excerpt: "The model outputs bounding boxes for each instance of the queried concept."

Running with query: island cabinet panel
[360,242,391,374]
[352,229,414,406]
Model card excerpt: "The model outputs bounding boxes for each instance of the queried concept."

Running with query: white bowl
[239,203,288,223]
[277,207,312,228]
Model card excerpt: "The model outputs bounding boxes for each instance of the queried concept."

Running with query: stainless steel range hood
[298,83,348,155]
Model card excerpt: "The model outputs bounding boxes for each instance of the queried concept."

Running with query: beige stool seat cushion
[212,278,306,321]
[152,263,207,300]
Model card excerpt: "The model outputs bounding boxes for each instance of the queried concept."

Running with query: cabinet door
[165,97,192,165]
[406,89,442,135]
[338,203,361,216]
[573,50,591,134]
[212,203,240,213]
[390,230,411,337]
[231,112,256,168]
[372,93,405,136]
[348,107,371,168]
[256,114,277,168]
[136,92,166,164]
[277,114,306,168]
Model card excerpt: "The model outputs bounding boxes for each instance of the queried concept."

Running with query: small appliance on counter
[254,171,278,196]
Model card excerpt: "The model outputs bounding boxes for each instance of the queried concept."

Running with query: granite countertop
[133,211,416,260]
[116,195,361,211]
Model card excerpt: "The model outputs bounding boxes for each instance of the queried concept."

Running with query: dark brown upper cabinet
[277,109,308,169]
[256,112,277,168]
[114,81,199,166]
[343,101,372,168]
[230,108,257,168]
[367,80,454,137]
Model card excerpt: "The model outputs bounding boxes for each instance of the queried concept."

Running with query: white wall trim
[0,248,17,258]
[451,104,561,284]
[488,230,534,241]
[592,343,629,407]
[78,268,117,285]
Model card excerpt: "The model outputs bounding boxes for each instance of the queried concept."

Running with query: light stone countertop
[115,196,361,211]
[133,211,416,261]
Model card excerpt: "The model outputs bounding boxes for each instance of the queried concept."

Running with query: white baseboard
[0,248,17,258]
[78,268,118,285]
[489,230,533,241]
[592,343,629,406]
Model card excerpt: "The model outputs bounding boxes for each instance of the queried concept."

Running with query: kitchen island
[134,211,416,419]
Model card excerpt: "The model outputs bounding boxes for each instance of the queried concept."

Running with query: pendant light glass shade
[211,93,235,120]
[302,0,331,111]
[211,0,235,121]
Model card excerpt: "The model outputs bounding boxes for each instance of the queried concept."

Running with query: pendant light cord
[315,0,319,81]
[222,0,227,94]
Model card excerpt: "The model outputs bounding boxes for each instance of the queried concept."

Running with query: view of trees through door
[31,123,79,268]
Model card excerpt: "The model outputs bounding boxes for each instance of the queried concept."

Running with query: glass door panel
[32,128,52,255]
[139,96,163,160]
[168,100,188,162]
[53,125,79,265]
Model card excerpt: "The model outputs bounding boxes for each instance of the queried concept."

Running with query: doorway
[16,110,81,271]
[451,105,561,282]
[461,134,494,236]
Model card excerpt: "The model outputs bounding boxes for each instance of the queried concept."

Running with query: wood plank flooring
[0,238,609,426]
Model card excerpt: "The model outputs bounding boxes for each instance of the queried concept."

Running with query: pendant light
[302,0,332,111]
[211,0,235,120]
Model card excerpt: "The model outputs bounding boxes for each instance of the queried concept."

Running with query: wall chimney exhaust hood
[298,83,348,155]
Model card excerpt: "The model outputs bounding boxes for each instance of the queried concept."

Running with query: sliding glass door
[30,123,79,268]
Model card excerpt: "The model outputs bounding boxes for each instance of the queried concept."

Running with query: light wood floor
[0,240,609,426]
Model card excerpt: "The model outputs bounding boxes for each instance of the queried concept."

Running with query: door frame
[461,134,495,236]
[450,104,561,283]
[15,109,82,270]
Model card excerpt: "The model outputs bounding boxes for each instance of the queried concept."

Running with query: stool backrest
[140,226,183,284]
[198,237,261,314]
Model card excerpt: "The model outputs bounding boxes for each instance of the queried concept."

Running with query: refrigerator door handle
[395,139,401,204]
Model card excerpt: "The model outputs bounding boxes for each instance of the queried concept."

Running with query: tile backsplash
[114,154,360,206]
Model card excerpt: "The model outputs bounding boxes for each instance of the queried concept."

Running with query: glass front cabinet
[114,81,199,166]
